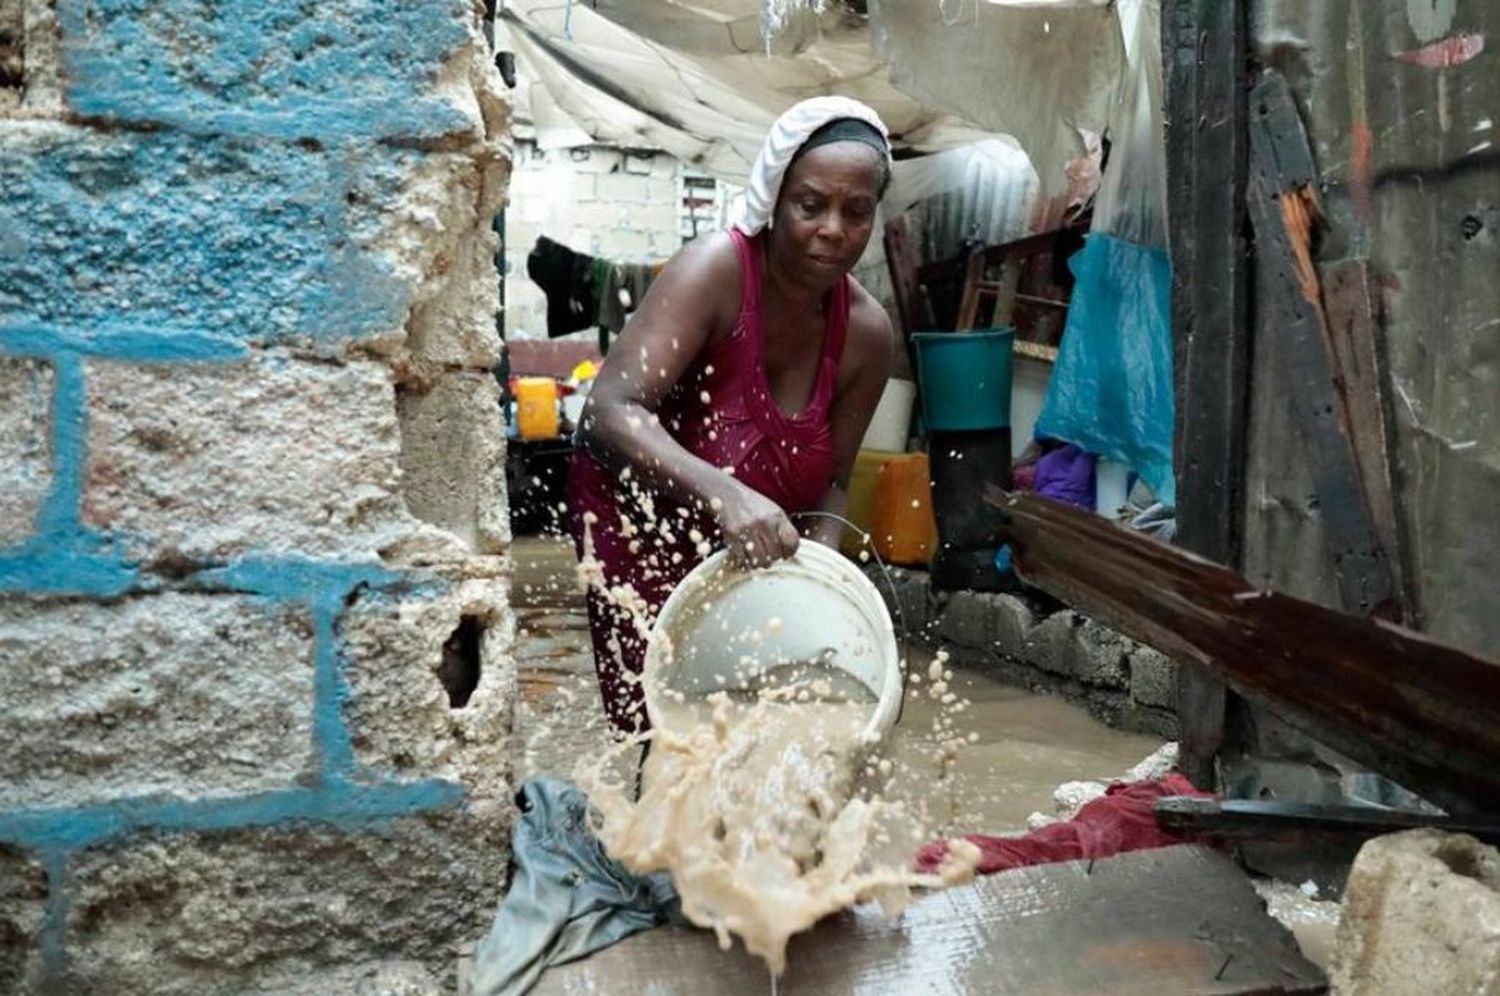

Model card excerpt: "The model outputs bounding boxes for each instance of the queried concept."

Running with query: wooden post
[1163,0,1250,789]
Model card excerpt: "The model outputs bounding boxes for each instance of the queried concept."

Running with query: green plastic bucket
[912,328,1014,432]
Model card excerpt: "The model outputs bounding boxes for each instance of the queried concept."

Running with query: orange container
[842,449,901,556]
[870,453,937,566]
[515,376,560,441]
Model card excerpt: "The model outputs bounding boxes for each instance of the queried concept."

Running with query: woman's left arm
[808,289,895,548]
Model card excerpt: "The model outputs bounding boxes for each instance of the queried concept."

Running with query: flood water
[510,537,1165,837]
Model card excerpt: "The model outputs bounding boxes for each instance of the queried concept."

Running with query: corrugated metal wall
[1244,0,1498,659]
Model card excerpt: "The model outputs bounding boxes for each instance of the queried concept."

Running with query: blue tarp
[1036,233,1175,505]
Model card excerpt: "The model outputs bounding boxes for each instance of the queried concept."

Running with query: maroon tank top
[567,228,852,733]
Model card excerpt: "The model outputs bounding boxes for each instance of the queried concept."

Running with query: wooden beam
[994,490,1500,815]
[1163,0,1250,789]
[1155,797,1500,848]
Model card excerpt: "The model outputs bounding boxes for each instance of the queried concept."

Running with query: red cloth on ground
[915,774,1211,875]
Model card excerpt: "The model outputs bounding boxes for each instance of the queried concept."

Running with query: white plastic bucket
[860,378,915,453]
[644,542,902,743]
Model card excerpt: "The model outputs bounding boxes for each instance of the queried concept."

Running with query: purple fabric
[1033,444,1097,511]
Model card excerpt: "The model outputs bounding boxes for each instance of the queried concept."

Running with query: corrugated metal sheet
[917,165,1038,263]
[1243,0,1499,659]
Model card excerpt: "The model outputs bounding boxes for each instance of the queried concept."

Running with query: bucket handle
[791,510,913,725]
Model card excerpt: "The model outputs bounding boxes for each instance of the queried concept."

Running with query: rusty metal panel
[1244,0,1499,658]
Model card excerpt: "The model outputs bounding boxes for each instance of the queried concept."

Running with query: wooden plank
[1320,258,1410,621]
[882,215,932,338]
[955,249,986,330]
[1156,797,1500,848]
[532,846,1324,995]
[994,489,1500,815]
[1163,0,1249,789]
[1247,72,1397,618]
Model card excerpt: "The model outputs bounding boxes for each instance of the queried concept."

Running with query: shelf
[1014,340,1059,363]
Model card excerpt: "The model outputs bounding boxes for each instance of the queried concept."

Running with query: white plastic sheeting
[887,139,1042,252]
[499,1,1124,190]
[868,0,1125,193]
[1089,0,1168,246]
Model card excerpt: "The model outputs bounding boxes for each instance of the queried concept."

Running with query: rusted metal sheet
[1244,0,1500,657]
[997,490,1500,815]
[531,846,1324,995]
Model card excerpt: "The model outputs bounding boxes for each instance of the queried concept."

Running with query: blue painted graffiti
[58,0,474,144]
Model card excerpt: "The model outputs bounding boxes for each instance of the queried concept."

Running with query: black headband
[789,117,889,170]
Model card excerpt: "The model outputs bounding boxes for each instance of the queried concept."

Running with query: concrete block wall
[874,567,1180,739]
[0,2,515,992]
[504,141,686,340]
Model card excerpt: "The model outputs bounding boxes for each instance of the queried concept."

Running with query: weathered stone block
[1074,618,1130,689]
[242,959,447,996]
[0,124,409,344]
[0,845,47,995]
[1022,611,1130,688]
[1129,645,1178,709]
[396,373,507,557]
[881,567,934,641]
[0,594,315,810]
[935,590,994,650]
[0,358,51,547]
[1026,609,1080,677]
[60,812,509,996]
[58,0,482,144]
[595,171,653,204]
[349,151,508,372]
[564,147,621,175]
[990,593,1035,659]
[340,566,514,822]
[626,203,681,235]
[1331,829,1500,996]
[604,229,658,259]
[1117,701,1179,740]
[84,354,434,563]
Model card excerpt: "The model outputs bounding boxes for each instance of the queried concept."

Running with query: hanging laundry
[527,236,601,338]
[596,261,660,334]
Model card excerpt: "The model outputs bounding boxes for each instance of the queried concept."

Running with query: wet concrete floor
[510,537,1165,834]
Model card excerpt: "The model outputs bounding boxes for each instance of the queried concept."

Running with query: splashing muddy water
[580,686,980,976]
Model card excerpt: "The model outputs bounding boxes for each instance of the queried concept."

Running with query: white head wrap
[734,96,891,236]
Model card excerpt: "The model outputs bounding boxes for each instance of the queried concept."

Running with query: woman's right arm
[577,234,799,566]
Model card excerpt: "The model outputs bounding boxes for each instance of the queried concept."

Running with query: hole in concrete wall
[0,0,23,98]
[439,615,485,708]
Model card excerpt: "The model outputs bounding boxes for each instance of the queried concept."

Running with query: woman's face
[769,142,883,288]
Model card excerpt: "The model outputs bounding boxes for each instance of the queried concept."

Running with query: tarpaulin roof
[499,0,1126,193]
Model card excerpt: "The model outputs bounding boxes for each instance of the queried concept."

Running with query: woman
[569,97,895,737]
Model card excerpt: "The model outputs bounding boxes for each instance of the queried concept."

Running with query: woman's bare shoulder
[845,276,895,360]
[662,230,740,290]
